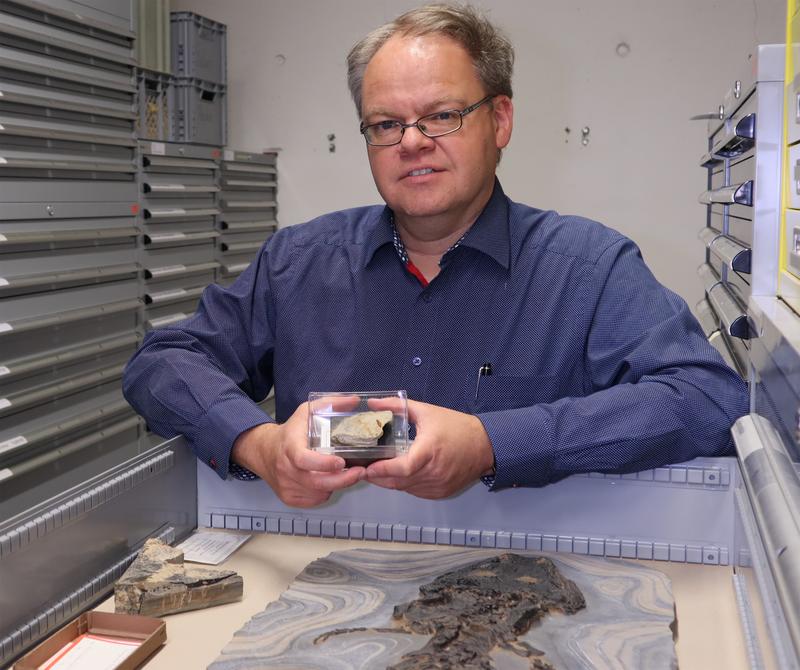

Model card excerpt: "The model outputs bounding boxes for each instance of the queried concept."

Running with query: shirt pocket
[472,374,563,413]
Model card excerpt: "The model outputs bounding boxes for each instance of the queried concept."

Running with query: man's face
[360,34,513,233]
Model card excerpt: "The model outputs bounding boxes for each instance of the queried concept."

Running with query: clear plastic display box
[308,391,410,467]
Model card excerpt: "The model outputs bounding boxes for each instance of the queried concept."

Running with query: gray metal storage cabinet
[0,0,144,523]
[137,140,221,334]
[217,149,278,286]
[696,45,783,377]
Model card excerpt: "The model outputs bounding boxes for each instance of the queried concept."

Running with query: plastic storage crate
[170,11,227,84]
[171,77,227,146]
[136,69,174,141]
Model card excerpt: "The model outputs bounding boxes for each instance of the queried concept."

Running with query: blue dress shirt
[122,181,748,490]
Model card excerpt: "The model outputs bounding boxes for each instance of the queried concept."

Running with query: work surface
[96,532,771,669]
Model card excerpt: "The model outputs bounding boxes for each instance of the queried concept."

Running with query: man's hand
[364,399,494,499]
[231,402,365,508]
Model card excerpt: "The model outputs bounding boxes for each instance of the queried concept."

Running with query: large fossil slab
[209,548,676,669]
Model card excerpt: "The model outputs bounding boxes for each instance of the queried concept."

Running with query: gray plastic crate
[136,69,175,141]
[170,11,227,84]
[171,77,227,146]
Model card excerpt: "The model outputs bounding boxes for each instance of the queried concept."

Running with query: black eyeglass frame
[359,95,496,146]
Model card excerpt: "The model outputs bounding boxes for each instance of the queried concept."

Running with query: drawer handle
[695,298,719,338]
[709,235,751,274]
[697,262,721,293]
[698,181,753,206]
[698,226,721,248]
[707,282,751,339]
[711,113,756,158]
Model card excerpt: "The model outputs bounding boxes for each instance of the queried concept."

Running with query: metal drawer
[0,280,140,361]
[789,70,800,145]
[140,240,216,272]
[0,375,125,443]
[788,142,800,210]
[0,240,137,296]
[0,386,134,467]
[784,209,800,279]
[727,214,753,247]
[708,205,725,234]
[710,91,756,161]
[0,332,138,388]
[695,298,719,338]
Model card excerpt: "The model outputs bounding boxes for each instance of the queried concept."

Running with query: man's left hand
[364,399,494,498]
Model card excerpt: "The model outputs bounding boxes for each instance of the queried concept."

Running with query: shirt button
[422,292,432,303]
[411,356,422,367]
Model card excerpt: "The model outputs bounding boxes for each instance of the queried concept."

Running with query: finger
[293,447,346,473]
[308,393,361,414]
[365,475,407,491]
[281,490,332,508]
[364,452,420,479]
[303,465,365,491]
[366,396,406,414]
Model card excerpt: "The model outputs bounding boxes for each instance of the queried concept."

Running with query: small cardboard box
[15,611,166,670]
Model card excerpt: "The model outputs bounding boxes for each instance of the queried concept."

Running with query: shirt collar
[363,178,510,270]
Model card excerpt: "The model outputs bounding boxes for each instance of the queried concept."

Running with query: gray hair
[346,3,514,116]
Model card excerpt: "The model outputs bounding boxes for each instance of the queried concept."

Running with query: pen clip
[474,362,493,401]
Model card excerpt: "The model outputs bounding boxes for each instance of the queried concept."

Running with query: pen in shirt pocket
[474,362,493,401]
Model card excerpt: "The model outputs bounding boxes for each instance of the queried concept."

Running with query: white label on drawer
[0,157,6,164]
[150,313,187,328]
[156,208,187,215]
[0,469,12,482]
[0,366,9,376]
[151,142,166,155]
[224,149,235,161]
[157,183,187,191]
[0,234,6,242]
[149,264,187,277]
[0,278,7,287]
[0,435,26,455]
[153,288,188,301]
[151,233,187,242]
[0,124,4,130]
[0,398,10,410]
[0,323,10,333]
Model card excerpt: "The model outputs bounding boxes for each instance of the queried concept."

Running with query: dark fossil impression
[316,553,586,669]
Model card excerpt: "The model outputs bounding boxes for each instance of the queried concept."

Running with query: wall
[172,0,784,304]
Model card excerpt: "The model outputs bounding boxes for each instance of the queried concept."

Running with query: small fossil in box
[309,391,409,467]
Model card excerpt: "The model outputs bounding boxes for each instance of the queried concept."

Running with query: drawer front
[727,214,753,247]
[788,143,800,210]
[728,155,754,221]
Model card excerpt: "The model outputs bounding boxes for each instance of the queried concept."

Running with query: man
[123,4,748,509]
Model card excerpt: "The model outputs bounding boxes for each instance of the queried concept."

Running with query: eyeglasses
[360,95,495,146]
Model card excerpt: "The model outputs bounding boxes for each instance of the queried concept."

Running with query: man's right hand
[230,402,365,508]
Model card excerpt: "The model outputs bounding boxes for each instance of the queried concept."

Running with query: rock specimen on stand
[330,410,393,447]
[316,553,586,669]
[115,538,243,617]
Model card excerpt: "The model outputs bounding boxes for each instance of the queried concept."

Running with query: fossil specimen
[330,410,393,447]
[316,553,585,669]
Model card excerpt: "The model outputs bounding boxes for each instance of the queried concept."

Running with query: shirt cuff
[194,397,274,480]
[476,406,554,489]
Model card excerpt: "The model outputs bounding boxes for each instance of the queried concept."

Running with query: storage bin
[170,11,226,84]
[171,77,227,146]
[136,69,175,141]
